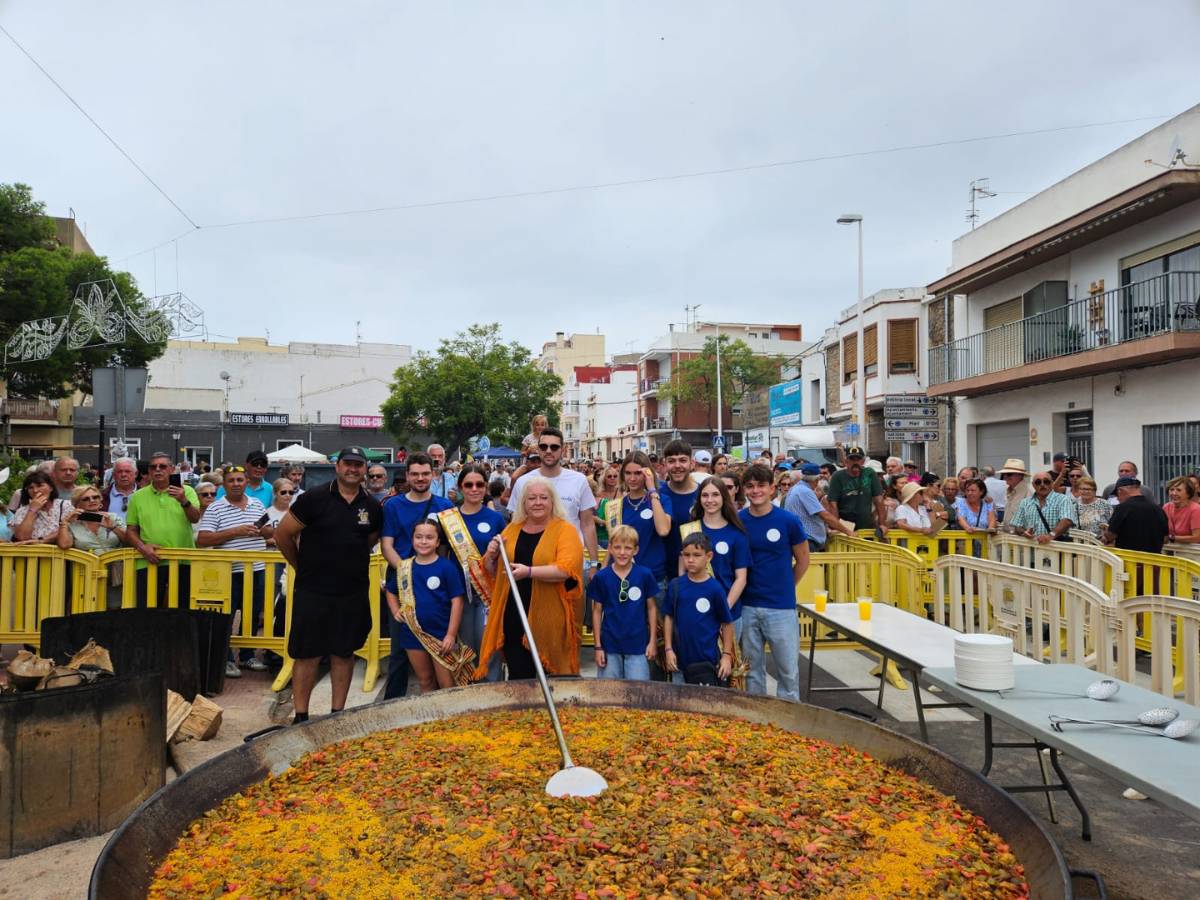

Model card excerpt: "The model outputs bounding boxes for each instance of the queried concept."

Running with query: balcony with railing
[641,416,670,431]
[928,271,1200,397]
[639,377,668,396]
[1,398,61,421]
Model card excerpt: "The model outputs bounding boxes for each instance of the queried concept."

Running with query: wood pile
[166,690,223,743]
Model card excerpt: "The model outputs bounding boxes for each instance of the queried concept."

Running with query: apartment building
[561,365,638,460]
[821,288,931,465]
[926,104,1200,497]
[539,332,606,440]
[636,322,807,455]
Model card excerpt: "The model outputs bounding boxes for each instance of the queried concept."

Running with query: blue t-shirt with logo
[700,521,751,620]
[586,563,659,655]
[382,493,454,559]
[738,506,807,610]
[662,574,731,670]
[660,481,699,571]
[622,494,666,580]
[460,507,506,555]
[396,556,466,649]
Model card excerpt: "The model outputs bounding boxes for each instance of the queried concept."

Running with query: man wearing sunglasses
[1003,470,1076,544]
[218,451,274,508]
[125,451,201,607]
[507,426,600,574]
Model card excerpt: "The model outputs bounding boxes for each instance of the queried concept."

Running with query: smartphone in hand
[169,473,182,488]
[254,512,271,528]
[79,511,105,523]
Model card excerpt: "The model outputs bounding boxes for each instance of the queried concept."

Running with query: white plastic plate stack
[953,633,1015,691]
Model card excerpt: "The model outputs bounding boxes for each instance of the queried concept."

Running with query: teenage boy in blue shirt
[663,532,735,686]
[738,463,809,700]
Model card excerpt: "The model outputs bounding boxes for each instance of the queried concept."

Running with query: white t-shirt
[984,476,1006,510]
[507,467,596,538]
[894,503,931,530]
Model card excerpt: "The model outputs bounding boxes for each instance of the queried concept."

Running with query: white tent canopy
[266,444,330,464]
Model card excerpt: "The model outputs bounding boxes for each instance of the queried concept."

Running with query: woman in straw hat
[892,481,938,535]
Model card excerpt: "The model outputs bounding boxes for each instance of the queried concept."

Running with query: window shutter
[864,325,878,367]
[889,320,917,373]
[843,336,857,382]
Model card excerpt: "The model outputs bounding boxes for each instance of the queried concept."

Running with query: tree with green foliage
[0,183,168,399]
[381,323,562,455]
[659,335,783,431]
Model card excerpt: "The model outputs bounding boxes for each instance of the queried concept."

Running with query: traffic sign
[882,406,938,419]
[885,418,941,429]
[712,434,726,451]
[884,394,937,406]
[885,430,939,442]
[477,435,491,453]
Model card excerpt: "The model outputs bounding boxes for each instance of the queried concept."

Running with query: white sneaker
[224,660,242,678]
[245,657,268,672]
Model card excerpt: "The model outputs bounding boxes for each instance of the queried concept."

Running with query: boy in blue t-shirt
[588,525,658,680]
[663,532,734,686]
[738,463,809,701]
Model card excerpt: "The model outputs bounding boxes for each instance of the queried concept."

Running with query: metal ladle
[998,679,1120,701]
[1095,707,1180,728]
[498,542,608,798]
[1049,714,1200,739]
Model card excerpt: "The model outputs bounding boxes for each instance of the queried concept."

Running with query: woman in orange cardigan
[475,476,584,679]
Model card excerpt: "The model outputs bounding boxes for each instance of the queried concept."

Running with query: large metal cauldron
[92,681,1071,898]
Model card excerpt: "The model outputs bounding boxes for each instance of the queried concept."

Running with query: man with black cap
[273,446,382,723]
[1103,477,1169,553]
[218,450,274,508]
[826,447,886,534]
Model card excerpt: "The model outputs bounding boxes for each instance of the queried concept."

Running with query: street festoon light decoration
[3,279,206,365]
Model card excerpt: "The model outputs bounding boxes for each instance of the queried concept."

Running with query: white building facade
[927,104,1200,497]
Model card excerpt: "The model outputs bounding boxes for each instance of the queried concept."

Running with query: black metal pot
[91,681,1071,898]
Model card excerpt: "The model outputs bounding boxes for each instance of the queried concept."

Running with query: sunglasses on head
[538,442,561,451]
[227,465,246,473]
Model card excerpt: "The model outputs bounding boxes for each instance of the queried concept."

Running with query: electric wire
[0,24,201,230]
[115,113,1171,263]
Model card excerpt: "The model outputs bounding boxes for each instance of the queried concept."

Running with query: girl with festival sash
[681,476,751,642]
[606,451,671,593]
[439,465,506,680]
[388,520,473,691]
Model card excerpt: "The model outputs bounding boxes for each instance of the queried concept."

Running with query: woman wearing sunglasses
[58,485,127,608]
[439,464,506,678]
[192,483,219,537]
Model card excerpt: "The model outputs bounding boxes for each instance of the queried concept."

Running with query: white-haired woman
[476,476,584,680]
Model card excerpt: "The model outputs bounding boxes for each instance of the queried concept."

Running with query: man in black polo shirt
[1104,477,1169,553]
[274,446,381,722]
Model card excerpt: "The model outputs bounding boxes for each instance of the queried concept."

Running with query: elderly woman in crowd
[892,482,938,535]
[954,477,997,533]
[1163,476,1200,544]
[57,485,126,553]
[1073,476,1111,539]
[476,476,584,680]
[10,471,72,544]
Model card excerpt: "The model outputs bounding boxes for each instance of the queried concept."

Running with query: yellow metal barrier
[0,545,393,695]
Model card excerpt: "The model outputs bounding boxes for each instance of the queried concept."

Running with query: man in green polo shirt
[826,446,887,533]
[126,451,201,607]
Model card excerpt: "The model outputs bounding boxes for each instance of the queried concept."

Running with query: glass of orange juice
[813,589,828,612]
[857,597,873,620]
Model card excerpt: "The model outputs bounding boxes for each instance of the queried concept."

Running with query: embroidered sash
[397,558,476,686]
[438,507,492,603]
[605,495,624,535]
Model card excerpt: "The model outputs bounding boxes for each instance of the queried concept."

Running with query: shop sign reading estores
[229,412,290,426]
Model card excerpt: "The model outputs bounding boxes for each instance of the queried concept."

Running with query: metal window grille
[1143,420,1200,502]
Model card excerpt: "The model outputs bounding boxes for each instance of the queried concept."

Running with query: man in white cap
[997,458,1032,513]
[693,449,713,476]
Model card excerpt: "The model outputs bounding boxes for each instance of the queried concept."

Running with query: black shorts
[287,586,372,660]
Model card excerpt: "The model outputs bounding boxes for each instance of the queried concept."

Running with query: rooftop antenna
[356,320,362,343]
[967,178,996,229]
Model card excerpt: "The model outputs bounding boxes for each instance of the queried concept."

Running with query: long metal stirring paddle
[498,541,608,798]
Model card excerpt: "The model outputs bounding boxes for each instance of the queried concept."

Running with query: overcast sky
[4,1,1199,361]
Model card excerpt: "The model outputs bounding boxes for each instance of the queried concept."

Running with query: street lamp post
[714,322,723,449]
[837,214,865,445]
[172,432,181,466]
